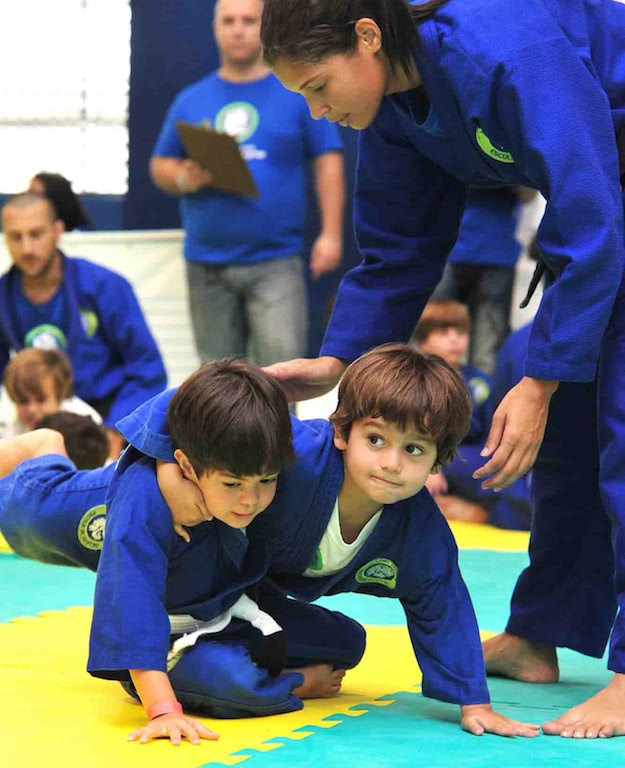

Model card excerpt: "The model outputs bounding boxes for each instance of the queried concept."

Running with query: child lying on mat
[122,344,540,738]
[0,413,109,567]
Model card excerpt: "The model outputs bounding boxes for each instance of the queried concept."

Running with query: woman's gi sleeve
[321,107,468,362]
[495,38,625,382]
[87,459,174,679]
[400,512,490,705]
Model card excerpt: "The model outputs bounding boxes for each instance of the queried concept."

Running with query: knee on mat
[334,615,367,669]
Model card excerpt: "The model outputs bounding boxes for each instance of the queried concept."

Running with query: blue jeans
[185,255,308,366]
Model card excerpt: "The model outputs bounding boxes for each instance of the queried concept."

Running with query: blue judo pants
[506,268,625,670]
[122,590,366,718]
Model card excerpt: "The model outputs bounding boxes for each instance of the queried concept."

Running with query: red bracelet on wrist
[146,700,183,720]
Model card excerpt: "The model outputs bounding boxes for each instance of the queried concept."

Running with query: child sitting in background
[0,348,101,437]
[415,300,531,530]
[0,347,124,461]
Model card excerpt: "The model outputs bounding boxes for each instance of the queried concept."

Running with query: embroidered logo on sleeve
[79,308,99,338]
[355,558,398,589]
[468,376,491,406]
[475,127,514,164]
[77,505,107,550]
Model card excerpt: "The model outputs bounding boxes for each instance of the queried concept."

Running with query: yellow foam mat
[449,520,529,552]
[0,532,10,553]
[0,606,431,767]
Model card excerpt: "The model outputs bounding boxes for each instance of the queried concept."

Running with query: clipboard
[176,120,260,198]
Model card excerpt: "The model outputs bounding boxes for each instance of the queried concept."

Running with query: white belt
[167,593,282,671]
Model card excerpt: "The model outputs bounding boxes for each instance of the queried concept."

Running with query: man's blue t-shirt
[448,188,522,267]
[10,279,70,351]
[152,72,342,265]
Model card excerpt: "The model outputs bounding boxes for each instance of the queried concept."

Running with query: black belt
[520,124,625,309]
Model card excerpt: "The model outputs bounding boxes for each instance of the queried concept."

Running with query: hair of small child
[261,0,449,78]
[330,343,471,468]
[36,411,109,470]
[4,348,73,403]
[414,299,470,344]
[168,359,295,478]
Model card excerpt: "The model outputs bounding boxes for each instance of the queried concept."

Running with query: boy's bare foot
[291,664,346,698]
[436,495,489,524]
[542,674,625,738]
[482,632,559,683]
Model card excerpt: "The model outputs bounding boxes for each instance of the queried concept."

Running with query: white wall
[0,229,200,387]
[0,196,545,417]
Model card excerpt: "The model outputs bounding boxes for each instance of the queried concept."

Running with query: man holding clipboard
[150,0,345,366]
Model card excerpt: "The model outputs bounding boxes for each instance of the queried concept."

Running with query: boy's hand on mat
[128,712,220,745]
[461,704,540,737]
[473,377,558,490]
[263,355,346,402]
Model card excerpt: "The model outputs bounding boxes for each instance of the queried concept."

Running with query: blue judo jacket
[0,254,167,425]
[87,446,270,681]
[118,390,491,706]
[0,454,112,570]
[322,0,625,384]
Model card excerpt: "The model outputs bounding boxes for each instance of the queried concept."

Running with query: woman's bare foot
[291,664,346,698]
[482,632,559,683]
[542,674,625,738]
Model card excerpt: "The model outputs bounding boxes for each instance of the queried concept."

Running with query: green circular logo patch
[215,101,259,143]
[77,505,107,550]
[24,324,68,350]
[355,558,398,590]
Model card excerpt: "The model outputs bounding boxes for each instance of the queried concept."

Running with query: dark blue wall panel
[124,0,219,230]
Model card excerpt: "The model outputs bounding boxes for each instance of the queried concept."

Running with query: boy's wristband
[147,700,183,720]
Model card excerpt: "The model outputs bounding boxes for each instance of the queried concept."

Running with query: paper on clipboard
[176,120,260,198]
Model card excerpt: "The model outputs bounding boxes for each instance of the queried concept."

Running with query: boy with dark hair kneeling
[127,345,539,738]
[88,359,364,746]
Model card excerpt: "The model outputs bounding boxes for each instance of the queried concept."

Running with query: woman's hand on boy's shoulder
[128,711,219,746]
[263,355,346,402]
[460,703,540,738]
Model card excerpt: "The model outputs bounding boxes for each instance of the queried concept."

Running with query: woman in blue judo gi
[259,0,625,739]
